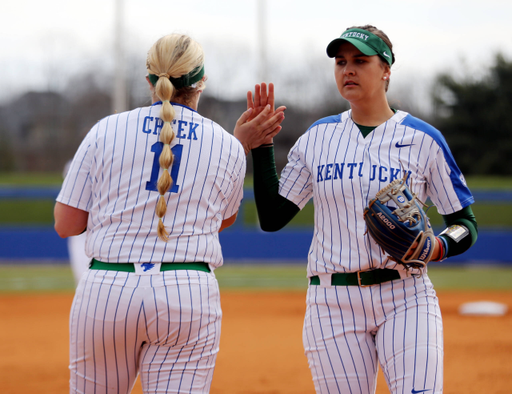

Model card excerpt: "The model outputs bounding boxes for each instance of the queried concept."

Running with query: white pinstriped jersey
[279,109,474,277]
[57,102,246,267]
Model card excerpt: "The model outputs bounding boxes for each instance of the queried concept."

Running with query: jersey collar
[152,101,197,113]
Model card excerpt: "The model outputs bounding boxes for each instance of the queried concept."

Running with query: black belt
[310,269,401,287]
[90,259,210,273]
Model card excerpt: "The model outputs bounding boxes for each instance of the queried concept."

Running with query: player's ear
[382,64,391,80]
[146,75,153,88]
[146,75,157,101]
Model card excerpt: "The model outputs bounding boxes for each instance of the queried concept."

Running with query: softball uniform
[259,109,474,394]
[57,101,246,393]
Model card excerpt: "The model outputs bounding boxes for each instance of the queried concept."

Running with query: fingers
[232,103,284,154]
[275,105,287,114]
[246,91,254,110]
[260,82,268,107]
[249,82,278,110]
[235,107,254,126]
[268,83,275,111]
[266,125,282,140]
[251,104,272,123]
[266,110,285,131]
[254,84,261,107]
[253,106,285,133]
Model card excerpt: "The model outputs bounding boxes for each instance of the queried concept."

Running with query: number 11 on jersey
[145,142,183,193]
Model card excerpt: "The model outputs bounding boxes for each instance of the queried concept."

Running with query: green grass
[1,264,511,293]
[244,201,512,228]
[0,265,76,293]
[0,200,56,224]
[427,265,512,290]
[465,176,512,189]
[1,199,511,227]
[427,204,512,228]
[0,172,63,185]
[216,264,309,290]
[1,173,511,226]
[0,173,511,188]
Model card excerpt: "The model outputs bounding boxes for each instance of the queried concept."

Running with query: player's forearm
[251,146,300,231]
[439,206,478,259]
[219,212,237,232]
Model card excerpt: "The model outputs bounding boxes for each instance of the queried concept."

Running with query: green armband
[252,146,299,231]
[439,206,478,258]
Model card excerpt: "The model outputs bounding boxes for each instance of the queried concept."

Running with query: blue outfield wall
[0,226,510,265]
[0,187,511,264]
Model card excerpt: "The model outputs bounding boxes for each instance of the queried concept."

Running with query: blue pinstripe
[305,276,443,393]
[70,270,222,393]
[117,109,143,261]
[285,110,451,394]
[63,100,243,393]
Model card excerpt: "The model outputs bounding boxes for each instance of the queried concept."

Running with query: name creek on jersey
[142,116,200,140]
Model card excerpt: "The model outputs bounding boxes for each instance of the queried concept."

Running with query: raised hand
[234,83,286,154]
[247,83,286,119]
[234,104,285,155]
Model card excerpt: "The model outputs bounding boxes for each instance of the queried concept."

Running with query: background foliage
[1,53,511,176]
[432,54,512,175]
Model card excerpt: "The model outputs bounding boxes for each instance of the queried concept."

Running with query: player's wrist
[433,236,448,262]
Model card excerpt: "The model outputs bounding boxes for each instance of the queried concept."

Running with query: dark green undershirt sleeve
[251,146,300,232]
[439,205,478,258]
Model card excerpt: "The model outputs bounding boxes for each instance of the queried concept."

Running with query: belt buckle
[357,270,372,287]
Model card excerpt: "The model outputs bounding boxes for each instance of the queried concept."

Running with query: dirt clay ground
[1,290,511,394]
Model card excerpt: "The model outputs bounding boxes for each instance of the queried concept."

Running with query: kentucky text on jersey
[142,116,199,140]
[341,31,369,41]
[316,162,412,183]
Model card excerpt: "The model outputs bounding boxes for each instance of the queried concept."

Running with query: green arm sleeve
[251,146,300,232]
[439,205,478,258]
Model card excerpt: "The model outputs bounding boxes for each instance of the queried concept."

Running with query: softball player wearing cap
[54,33,283,393]
[236,25,478,394]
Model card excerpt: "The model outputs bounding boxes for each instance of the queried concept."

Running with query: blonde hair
[146,34,205,241]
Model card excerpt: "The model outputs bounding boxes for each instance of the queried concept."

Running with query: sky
[2,0,512,113]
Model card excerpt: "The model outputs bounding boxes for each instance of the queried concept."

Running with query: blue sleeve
[307,114,342,131]
[401,114,474,208]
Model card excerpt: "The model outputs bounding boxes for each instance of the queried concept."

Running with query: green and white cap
[326,28,394,65]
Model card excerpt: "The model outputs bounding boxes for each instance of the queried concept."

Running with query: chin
[340,91,360,103]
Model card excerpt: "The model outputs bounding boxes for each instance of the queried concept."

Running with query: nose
[343,64,355,76]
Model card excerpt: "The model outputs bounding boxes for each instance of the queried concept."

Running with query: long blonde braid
[146,34,205,241]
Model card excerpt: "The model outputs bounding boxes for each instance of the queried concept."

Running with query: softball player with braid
[236,25,478,394]
[54,33,283,393]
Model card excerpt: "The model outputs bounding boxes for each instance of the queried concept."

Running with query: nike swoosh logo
[383,51,391,58]
[395,142,414,148]
[411,390,431,394]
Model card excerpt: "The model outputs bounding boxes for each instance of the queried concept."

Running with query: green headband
[326,28,394,65]
[148,64,205,89]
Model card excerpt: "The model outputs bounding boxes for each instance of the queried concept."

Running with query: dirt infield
[0,290,511,394]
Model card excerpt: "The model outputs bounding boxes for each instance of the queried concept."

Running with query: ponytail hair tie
[148,65,205,89]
